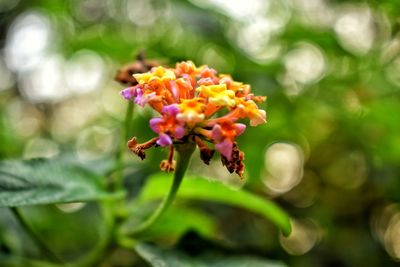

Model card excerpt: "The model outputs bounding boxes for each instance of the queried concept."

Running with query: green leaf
[123,204,217,241]
[0,255,60,267]
[0,157,117,207]
[135,243,287,267]
[138,174,292,236]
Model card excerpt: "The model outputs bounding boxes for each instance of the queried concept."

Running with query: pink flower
[122,61,267,177]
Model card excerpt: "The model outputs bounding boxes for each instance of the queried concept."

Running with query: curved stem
[66,103,135,267]
[114,101,134,191]
[10,207,63,263]
[124,101,134,141]
[71,201,115,267]
[72,102,135,266]
[125,143,196,237]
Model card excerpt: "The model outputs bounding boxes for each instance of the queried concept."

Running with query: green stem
[125,143,196,237]
[71,102,135,266]
[71,201,115,267]
[114,101,134,191]
[68,102,135,266]
[124,101,134,141]
[10,207,63,263]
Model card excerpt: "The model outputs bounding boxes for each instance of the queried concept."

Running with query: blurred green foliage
[1,0,400,266]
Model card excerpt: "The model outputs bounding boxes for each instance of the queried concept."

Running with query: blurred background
[0,0,400,266]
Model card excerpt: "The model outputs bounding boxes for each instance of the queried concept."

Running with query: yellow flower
[235,99,267,126]
[122,61,267,178]
[133,66,176,84]
[177,98,206,124]
[197,84,236,107]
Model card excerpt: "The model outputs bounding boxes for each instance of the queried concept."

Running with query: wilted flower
[121,61,266,177]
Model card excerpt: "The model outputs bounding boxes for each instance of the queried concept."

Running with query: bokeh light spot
[263,142,304,195]
[322,151,368,190]
[76,126,117,161]
[56,202,87,213]
[284,42,326,86]
[0,54,15,91]
[23,138,59,159]
[280,219,321,255]
[65,50,106,94]
[5,11,52,72]
[334,5,374,56]
[20,54,67,103]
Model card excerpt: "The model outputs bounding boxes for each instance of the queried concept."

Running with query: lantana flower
[121,61,267,178]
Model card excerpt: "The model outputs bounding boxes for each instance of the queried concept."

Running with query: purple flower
[120,87,135,100]
[149,118,163,133]
[157,133,172,147]
[169,80,180,100]
[174,126,185,139]
[215,139,233,160]
[235,123,246,136]
[211,124,223,142]
[162,104,180,116]
[198,77,214,86]
[120,61,267,178]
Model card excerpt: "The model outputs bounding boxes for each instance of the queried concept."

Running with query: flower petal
[149,118,163,133]
[235,123,246,136]
[211,124,223,142]
[157,133,173,147]
[120,87,135,100]
[162,104,180,116]
[174,126,185,139]
[215,139,233,160]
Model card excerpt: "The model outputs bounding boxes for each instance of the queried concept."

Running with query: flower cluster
[121,61,266,177]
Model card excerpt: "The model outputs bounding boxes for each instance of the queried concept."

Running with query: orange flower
[121,61,267,177]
